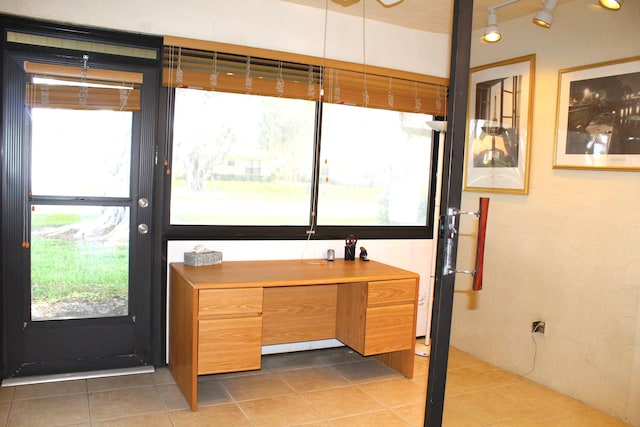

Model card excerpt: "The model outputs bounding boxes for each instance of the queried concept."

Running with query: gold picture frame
[553,56,640,170]
[464,54,535,194]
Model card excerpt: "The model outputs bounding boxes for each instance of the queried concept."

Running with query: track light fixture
[599,0,623,10]
[484,0,594,43]
[482,0,522,43]
[482,9,502,43]
[532,0,558,28]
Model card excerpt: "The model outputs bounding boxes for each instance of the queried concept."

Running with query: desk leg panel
[375,349,415,378]
[374,277,419,379]
[169,268,198,411]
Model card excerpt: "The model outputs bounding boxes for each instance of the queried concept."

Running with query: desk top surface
[170,259,419,289]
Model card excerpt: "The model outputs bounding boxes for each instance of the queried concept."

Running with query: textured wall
[453,1,640,424]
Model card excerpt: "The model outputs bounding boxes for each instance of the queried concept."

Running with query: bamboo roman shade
[163,35,448,116]
[163,45,321,101]
[24,61,142,111]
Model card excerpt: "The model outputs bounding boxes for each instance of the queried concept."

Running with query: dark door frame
[424,1,474,425]
[0,15,166,377]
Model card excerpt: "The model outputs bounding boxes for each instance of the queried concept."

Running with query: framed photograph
[553,56,640,170]
[464,54,535,194]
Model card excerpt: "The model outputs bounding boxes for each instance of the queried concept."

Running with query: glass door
[2,49,159,378]
[30,108,134,322]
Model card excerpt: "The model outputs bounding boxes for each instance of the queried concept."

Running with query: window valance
[24,61,142,111]
[162,35,448,116]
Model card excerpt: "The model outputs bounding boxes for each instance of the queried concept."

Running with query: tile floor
[0,342,631,426]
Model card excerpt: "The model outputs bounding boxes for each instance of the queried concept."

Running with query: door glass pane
[31,108,132,198]
[30,205,130,321]
[318,103,433,226]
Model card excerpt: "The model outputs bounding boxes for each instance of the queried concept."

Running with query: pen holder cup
[344,245,356,261]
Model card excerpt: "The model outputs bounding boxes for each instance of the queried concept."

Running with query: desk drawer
[199,288,263,318]
[367,279,416,306]
[198,316,262,374]
[363,303,415,355]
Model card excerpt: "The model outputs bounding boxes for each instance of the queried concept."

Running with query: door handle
[472,198,489,291]
[444,197,490,291]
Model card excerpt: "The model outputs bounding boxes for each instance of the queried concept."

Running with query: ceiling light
[599,0,623,10]
[483,10,501,43]
[482,0,522,43]
[377,0,403,5]
[532,0,558,28]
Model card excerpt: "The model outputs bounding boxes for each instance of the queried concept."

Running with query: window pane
[318,104,433,226]
[170,89,316,225]
[31,205,130,321]
[31,108,132,198]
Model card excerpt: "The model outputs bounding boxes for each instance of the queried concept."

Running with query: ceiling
[281,0,578,34]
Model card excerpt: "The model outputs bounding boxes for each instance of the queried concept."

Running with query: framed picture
[553,56,640,170]
[464,54,535,194]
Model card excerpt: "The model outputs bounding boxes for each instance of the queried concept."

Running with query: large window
[318,103,433,227]
[170,89,316,226]
[162,38,445,240]
[168,88,438,239]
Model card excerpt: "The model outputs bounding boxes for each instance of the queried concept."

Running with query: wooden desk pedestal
[169,259,419,411]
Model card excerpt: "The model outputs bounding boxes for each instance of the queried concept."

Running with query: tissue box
[184,250,222,267]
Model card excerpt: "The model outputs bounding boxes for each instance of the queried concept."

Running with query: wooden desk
[169,259,420,411]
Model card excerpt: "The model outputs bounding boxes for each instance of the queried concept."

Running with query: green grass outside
[31,212,81,228]
[173,179,382,202]
[171,179,387,224]
[173,179,310,199]
[31,214,128,304]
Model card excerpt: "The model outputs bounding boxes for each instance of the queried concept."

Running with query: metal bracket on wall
[443,197,490,291]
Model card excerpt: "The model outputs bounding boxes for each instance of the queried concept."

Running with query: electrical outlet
[532,321,546,334]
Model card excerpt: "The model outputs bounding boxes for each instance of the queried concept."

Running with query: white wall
[453,1,640,425]
[0,0,450,348]
[0,0,450,77]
